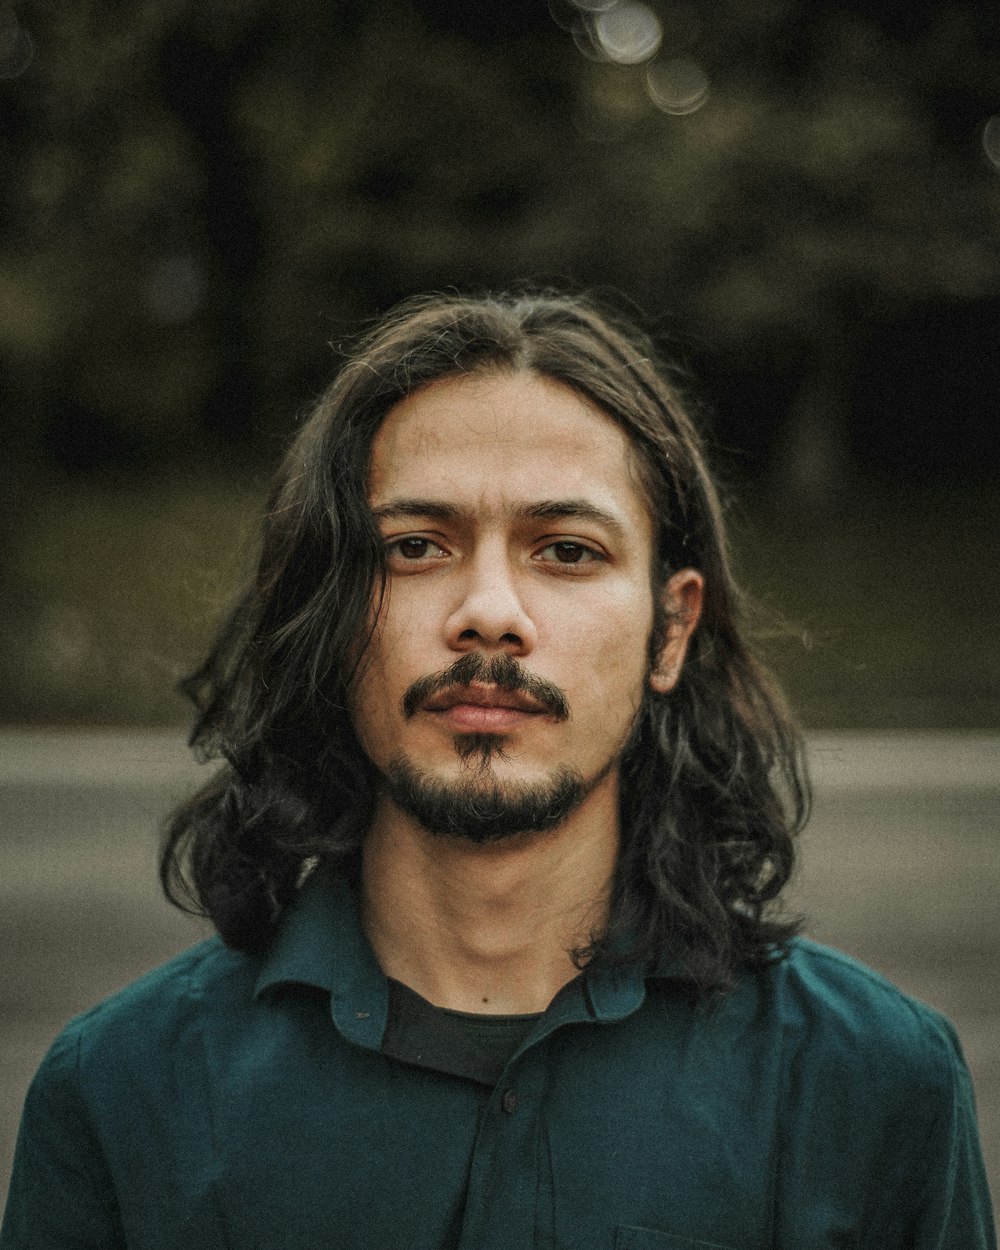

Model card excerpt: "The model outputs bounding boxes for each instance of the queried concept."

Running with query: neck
[359,779,620,1015]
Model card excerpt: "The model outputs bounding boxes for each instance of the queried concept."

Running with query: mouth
[422,683,546,713]
[421,683,550,732]
[402,655,570,723]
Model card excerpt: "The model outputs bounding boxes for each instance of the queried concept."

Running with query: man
[2,292,994,1248]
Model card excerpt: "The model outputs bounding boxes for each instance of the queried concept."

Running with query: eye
[384,535,448,566]
[536,541,603,567]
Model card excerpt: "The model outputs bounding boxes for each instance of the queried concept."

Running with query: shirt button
[501,1088,518,1114]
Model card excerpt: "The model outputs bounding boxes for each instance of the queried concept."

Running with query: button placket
[456,1056,546,1249]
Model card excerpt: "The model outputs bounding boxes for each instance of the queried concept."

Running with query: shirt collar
[254,863,675,1042]
[581,961,648,1022]
[254,866,389,1050]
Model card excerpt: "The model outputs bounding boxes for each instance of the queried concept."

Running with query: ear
[648,568,704,695]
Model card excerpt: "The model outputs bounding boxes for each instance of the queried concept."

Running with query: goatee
[384,755,588,844]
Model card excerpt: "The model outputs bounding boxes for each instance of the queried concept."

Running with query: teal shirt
[2,869,995,1250]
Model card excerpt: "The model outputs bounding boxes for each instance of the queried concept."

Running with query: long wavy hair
[162,289,809,996]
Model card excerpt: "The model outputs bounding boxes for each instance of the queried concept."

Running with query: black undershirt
[381,978,543,1086]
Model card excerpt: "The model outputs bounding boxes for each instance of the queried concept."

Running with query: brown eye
[537,541,602,566]
[397,538,431,559]
[384,536,447,564]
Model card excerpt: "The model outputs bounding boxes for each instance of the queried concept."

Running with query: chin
[383,753,588,844]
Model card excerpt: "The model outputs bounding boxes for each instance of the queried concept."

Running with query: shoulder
[8,941,259,1245]
[38,938,257,1085]
[776,936,954,1035]
[742,941,994,1238]
[760,937,966,1099]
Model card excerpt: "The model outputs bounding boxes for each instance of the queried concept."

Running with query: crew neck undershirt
[436,1001,544,1068]
[382,978,543,1085]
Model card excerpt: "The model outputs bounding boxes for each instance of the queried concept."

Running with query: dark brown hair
[162,290,808,997]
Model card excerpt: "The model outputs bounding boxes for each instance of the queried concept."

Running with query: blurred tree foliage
[0,0,997,723]
[2,0,997,474]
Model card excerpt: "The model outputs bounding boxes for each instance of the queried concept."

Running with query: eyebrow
[370,497,628,538]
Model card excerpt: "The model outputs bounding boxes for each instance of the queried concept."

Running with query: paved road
[1,729,998,1216]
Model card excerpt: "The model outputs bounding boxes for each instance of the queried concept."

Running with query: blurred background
[1,0,998,1220]
[1,0,998,727]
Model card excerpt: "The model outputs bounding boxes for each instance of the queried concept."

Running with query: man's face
[350,369,693,841]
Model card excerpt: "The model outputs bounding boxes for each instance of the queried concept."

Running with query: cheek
[370,584,429,655]
[563,600,655,699]
[350,597,433,731]
[347,631,399,751]
[355,590,417,684]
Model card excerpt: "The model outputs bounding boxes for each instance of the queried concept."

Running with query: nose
[445,550,538,656]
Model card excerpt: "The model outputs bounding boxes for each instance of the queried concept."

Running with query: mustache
[401,653,570,722]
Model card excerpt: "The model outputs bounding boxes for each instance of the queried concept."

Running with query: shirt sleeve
[1,1024,127,1250]
[908,1014,997,1250]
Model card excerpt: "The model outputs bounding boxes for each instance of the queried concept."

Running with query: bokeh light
[645,57,709,115]
[593,1,662,65]
[572,21,611,62]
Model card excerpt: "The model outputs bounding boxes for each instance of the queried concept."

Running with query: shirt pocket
[615,1227,740,1250]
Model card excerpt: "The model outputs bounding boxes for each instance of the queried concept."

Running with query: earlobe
[648,568,704,694]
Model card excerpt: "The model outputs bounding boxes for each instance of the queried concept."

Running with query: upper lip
[422,683,548,714]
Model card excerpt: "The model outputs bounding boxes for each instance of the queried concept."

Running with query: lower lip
[429,705,541,732]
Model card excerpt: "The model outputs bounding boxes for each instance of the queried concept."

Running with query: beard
[383,650,637,844]
[383,749,592,844]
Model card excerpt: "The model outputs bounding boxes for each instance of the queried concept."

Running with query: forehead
[367,370,652,534]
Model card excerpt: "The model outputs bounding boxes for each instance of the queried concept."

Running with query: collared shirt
[2,868,995,1250]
